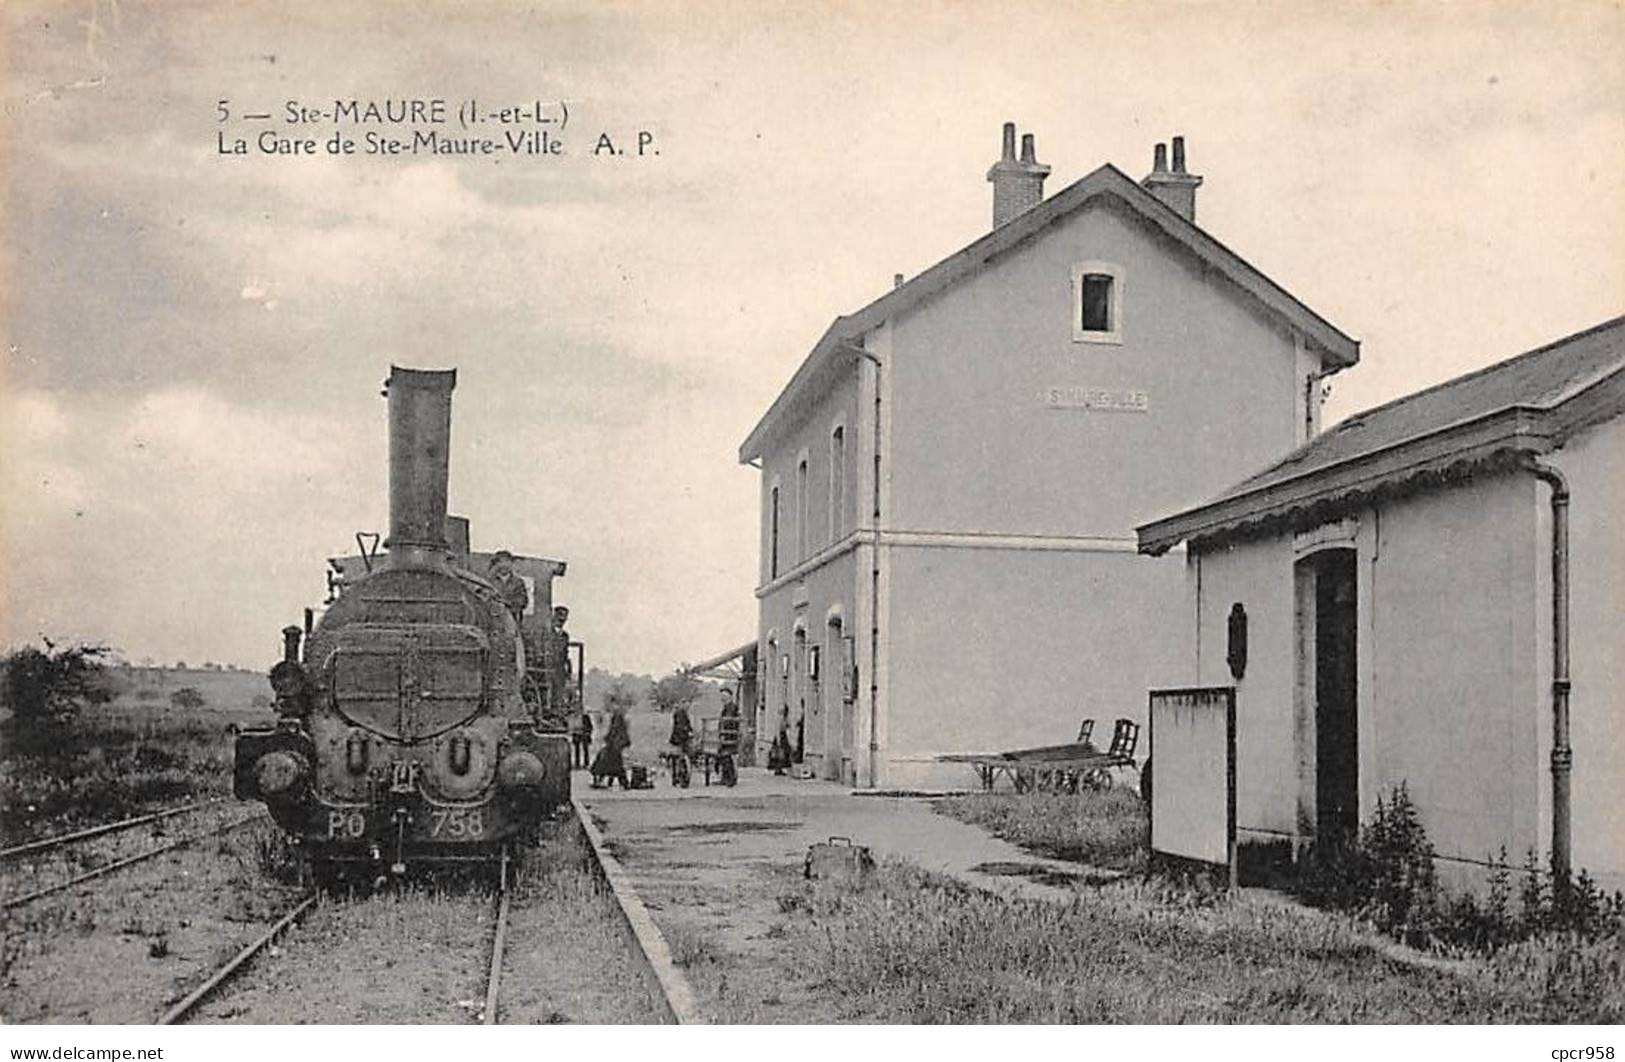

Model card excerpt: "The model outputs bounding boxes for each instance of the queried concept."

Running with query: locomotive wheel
[1082,767,1113,792]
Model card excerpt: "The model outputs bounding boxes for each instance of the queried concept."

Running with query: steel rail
[481,847,512,1025]
[572,798,702,1024]
[1,799,224,860]
[1,813,268,910]
[157,892,318,1025]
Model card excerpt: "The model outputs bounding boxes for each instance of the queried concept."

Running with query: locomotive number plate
[326,810,367,839]
[430,808,485,839]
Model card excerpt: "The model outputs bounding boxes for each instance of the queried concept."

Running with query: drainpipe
[849,345,883,788]
[1525,456,1571,887]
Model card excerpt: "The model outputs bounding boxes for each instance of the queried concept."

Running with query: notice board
[1148,687,1236,883]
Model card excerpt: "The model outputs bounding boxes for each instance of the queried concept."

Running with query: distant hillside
[110,666,269,715]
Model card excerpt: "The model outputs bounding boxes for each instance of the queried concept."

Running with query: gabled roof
[739,163,1360,463]
[1137,315,1625,554]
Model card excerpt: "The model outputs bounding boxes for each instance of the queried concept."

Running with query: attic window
[1081,275,1112,331]
[1072,262,1123,344]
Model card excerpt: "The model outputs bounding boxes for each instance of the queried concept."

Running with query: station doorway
[1307,548,1359,843]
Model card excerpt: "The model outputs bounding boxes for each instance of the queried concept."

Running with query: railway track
[153,804,695,1025]
[1,810,270,911]
[157,892,319,1025]
[0,798,226,861]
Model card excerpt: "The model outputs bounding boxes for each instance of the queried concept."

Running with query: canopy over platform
[682,641,758,680]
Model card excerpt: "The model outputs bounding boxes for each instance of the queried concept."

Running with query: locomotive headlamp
[255,750,307,796]
[497,750,545,789]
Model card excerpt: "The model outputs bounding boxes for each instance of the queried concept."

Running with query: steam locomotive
[234,367,576,877]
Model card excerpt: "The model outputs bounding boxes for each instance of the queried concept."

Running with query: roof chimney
[986,121,1051,228]
[1141,135,1203,222]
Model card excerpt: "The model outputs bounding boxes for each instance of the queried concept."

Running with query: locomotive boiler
[234,367,572,877]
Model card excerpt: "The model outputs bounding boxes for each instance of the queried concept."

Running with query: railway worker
[488,551,529,622]
[571,710,594,769]
[717,687,741,756]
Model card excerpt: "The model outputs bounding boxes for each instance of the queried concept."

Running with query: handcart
[938,717,1140,793]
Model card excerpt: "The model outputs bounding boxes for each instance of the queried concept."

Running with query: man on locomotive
[488,550,529,621]
[551,606,572,674]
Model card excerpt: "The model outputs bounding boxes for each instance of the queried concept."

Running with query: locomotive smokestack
[384,365,457,568]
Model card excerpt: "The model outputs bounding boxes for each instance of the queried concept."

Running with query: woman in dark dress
[592,707,631,789]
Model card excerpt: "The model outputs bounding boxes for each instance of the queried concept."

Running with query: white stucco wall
[1366,473,1543,866]
[756,364,863,587]
[888,197,1317,538]
[882,544,1188,790]
[752,192,1341,790]
[756,549,859,779]
[1185,451,1623,883]
[1550,416,1625,882]
[1181,535,1301,839]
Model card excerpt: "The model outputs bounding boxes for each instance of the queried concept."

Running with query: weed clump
[780,858,1618,1022]
[1292,782,1623,977]
[935,789,1147,870]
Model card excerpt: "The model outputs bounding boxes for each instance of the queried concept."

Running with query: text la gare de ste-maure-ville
[216,97,656,159]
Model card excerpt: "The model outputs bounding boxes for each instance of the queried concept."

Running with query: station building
[1137,317,1625,885]
[739,125,1358,787]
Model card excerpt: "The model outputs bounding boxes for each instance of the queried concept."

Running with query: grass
[0,668,256,844]
[934,789,1148,870]
[781,861,1623,1023]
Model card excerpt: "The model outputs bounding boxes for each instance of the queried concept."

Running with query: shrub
[0,641,115,755]
[1292,782,1623,954]
[169,686,206,709]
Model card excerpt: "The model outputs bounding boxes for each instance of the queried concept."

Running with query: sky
[2,0,1622,674]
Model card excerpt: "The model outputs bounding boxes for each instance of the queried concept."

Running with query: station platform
[574,766,1111,906]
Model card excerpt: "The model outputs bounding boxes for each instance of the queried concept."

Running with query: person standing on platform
[592,706,631,789]
[717,687,741,757]
[571,710,594,769]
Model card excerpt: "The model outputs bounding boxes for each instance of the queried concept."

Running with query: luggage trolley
[939,717,1141,793]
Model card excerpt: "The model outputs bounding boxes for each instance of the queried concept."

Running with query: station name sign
[1041,386,1150,413]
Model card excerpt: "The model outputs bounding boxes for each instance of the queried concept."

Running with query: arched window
[769,485,780,579]
[829,424,846,542]
[796,455,810,561]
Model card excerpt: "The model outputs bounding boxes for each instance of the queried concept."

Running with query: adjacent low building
[1138,316,1625,886]
[741,124,1358,787]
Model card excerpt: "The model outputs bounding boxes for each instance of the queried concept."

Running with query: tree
[1,640,115,754]
[601,680,638,715]
[649,671,702,714]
